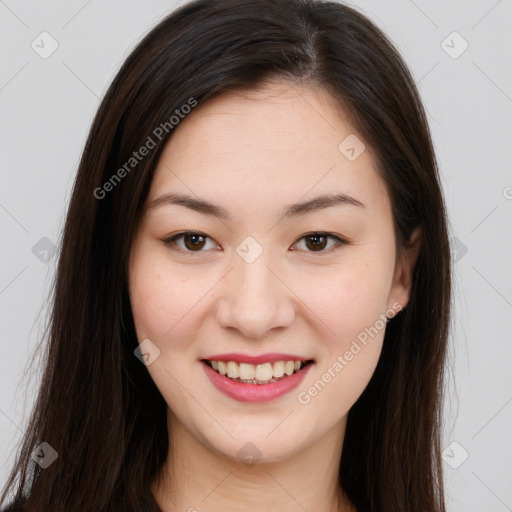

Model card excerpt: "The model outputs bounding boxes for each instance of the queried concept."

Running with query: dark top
[2,504,21,512]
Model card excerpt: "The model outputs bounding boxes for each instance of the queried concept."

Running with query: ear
[387,226,422,313]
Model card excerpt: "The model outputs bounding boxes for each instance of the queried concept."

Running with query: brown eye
[293,232,347,254]
[164,231,347,256]
[164,231,218,253]
[304,234,328,251]
[183,233,207,251]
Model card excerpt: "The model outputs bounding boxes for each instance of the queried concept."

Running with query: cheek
[295,267,388,416]
[298,333,383,423]
[291,257,392,343]
[291,257,390,410]
[130,264,202,342]
[129,242,191,340]
[129,259,206,401]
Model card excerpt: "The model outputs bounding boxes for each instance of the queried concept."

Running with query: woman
[0,0,452,510]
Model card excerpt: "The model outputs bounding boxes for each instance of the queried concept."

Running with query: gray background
[1,1,511,510]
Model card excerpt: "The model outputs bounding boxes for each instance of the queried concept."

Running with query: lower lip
[201,361,314,403]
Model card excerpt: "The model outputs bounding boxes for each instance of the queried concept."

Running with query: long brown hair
[1,1,452,510]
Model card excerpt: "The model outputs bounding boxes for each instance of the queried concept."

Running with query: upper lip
[201,353,314,365]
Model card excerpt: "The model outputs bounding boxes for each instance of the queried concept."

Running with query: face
[128,80,419,464]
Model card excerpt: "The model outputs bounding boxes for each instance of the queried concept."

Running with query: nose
[215,247,295,339]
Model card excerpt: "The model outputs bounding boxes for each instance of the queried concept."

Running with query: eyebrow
[147,191,365,220]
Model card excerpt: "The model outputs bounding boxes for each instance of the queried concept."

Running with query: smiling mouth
[202,359,315,385]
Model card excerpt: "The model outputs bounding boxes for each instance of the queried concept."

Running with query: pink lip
[202,353,312,365]
[201,360,314,403]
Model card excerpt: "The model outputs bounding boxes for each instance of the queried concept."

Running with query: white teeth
[227,361,239,378]
[218,361,227,375]
[284,361,294,376]
[255,363,273,381]
[272,361,285,378]
[207,359,310,382]
[239,363,255,380]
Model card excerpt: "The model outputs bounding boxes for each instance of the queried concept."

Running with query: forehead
[148,80,390,220]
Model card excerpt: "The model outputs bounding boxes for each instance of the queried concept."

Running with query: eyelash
[163,231,348,256]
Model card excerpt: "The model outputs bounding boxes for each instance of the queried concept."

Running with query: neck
[152,410,356,512]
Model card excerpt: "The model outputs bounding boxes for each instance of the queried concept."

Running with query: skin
[128,80,421,512]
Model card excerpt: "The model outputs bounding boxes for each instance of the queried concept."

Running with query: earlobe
[388,226,422,313]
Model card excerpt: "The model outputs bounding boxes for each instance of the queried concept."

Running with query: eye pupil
[305,235,327,251]
[184,233,206,250]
